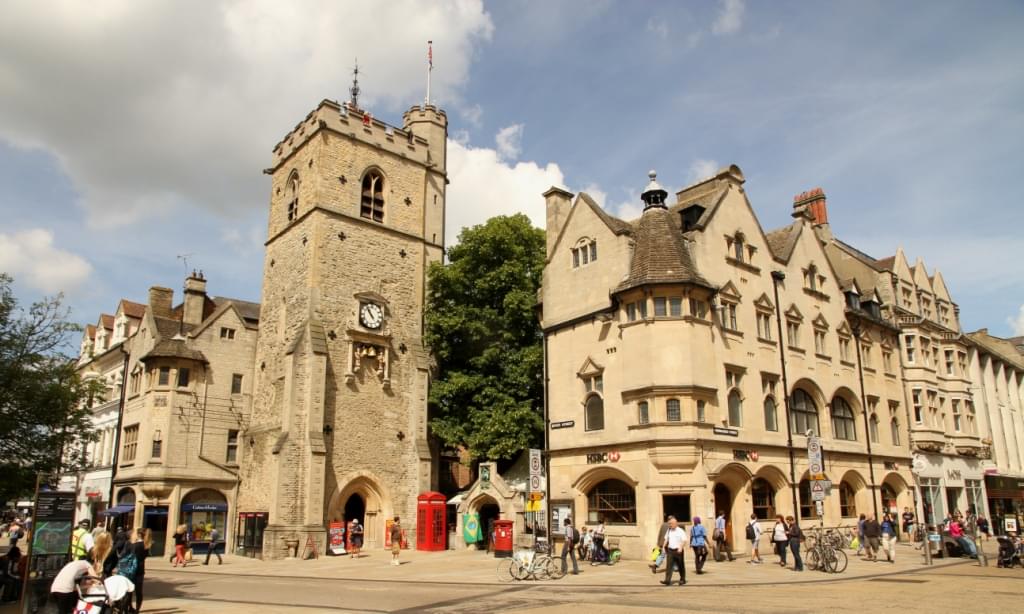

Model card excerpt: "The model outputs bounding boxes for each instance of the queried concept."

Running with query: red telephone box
[493,519,514,558]
[416,491,447,551]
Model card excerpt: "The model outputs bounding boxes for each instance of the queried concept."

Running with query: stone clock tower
[237,98,447,558]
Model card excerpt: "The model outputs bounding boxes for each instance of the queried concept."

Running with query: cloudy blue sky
[1,0,1022,337]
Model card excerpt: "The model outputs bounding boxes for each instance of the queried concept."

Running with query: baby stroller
[74,575,135,613]
[996,537,1021,568]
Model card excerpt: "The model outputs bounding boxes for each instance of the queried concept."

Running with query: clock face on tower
[359,303,384,329]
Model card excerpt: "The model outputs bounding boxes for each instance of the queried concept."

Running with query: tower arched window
[764,396,778,431]
[839,481,857,517]
[287,171,300,222]
[790,389,820,436]
[585,394,604,432]
[751,478,776,520]
[831,397,857,441]
[361,170,385,222]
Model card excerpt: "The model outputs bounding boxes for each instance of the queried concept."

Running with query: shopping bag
[185,548,194,562]
[649,547,661,562]
[849,537,859,550]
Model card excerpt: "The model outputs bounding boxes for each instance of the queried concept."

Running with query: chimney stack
[148,286,174,319]
[543,186,575,258]
[792,187,828,226]
[183,270,207,326]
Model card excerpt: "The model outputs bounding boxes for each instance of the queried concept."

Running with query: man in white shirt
[659,516,689,586]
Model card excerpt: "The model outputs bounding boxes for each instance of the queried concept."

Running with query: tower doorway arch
[327,472,391,550]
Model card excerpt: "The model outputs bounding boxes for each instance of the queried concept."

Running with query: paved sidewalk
[145,540,988,587]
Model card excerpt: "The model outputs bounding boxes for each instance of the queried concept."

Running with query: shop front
[913,453,988,526]
[180,489,229,558]
[984,474,1024,535]
[100,487,137,532]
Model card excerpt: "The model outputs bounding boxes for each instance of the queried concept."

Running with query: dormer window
[680,204,705,231]
[571,238,597,268]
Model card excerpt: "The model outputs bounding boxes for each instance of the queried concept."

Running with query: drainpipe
[542,330,551,543]
[771,271,801,523]
[106,343,131,527]
[851,316,880,519]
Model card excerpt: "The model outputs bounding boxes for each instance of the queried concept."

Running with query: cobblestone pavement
[5,541,1019,613]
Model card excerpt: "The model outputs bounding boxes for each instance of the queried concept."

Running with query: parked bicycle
[497,542,564,582]
[804,527,849,574]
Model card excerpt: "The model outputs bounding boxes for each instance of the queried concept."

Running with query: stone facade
[236,100,446,559]
[109,274,260,556]
[541,168,917,559]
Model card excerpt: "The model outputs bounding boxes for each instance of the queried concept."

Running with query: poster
[384,519,408,549]
[328,521,346,555]
[462,513,481,544]
[1006,518,1018,533]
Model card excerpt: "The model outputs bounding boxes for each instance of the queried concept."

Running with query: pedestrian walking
[690,517,708,574]
[746,514,763,564]
[863,513,881,561]
[173,524,189,567]
[350,519,364,559]
[561,517,579,575]
[978,516,991,541]
[880,513,897,563]
[70,520,94,561]
[786,516,804,571]
[578,526,590,561]
[50,531,112,614]
[772,515,789,566]
[127,528,150,613]
[204,526,223,565]
[390,517,403,566]
[901,507,915,541]
[659,516,688,586]
[649,518,671,574]
[856,513,867,555]
[591,518,607,565]
[714,511,733,561]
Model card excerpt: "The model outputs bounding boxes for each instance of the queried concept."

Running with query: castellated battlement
[270,100,446,172]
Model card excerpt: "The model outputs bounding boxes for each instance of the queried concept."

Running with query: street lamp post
[771,271,801,522]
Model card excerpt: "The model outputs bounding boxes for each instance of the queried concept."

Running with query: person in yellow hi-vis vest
[70,520,95,561]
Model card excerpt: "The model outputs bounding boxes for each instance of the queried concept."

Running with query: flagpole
[425,40,432,106]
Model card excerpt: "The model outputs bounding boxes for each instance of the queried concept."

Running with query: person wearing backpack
[746,514,763,564]
[116,528,151,613]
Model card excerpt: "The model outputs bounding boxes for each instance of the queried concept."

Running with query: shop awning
[181,503,227,512]
[101,504,135,515]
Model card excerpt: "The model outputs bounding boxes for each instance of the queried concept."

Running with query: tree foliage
[0,274,99,503]
[425,214,546,461]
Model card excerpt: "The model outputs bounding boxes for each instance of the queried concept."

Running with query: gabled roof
[85,324,96,339]
[931,270,952,302]
[912,259,933,292]
[765,222,802,262]
[140,339,208,363]
[212,297,261,323]
[966,330,1024,371]
[874,256,896,270]
[614,206,712,294]
[119,300,146,319]
[99,314,114,330]
[577,193,633,236]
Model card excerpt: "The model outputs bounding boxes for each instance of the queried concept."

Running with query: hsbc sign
[586,451,620,464]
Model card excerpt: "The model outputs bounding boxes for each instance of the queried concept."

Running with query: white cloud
[446,139,564,246]
[460,103,484,126]
[494,124,525,161]
[712,0,745,35]
[0,229,91,294]
[646,17,669,40]
[1009,305,1024,336]
[0,0,494,227]
[689,158,720,181]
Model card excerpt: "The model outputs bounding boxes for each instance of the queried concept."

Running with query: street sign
[807,436,823,476]
[550,420,575,430]
[529,448,542,477]
[528,491,544,502]
[815,500,824,516]
[811,481,826,502]
[529,474,543,491]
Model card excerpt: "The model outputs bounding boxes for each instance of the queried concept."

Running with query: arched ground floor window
[587,479,636,524]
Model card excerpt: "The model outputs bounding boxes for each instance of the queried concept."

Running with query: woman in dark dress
[132,528,151,613]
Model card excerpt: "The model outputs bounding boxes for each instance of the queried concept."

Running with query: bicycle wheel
[497,559,517,583]
[543,555,565,580]
[822,548,837,573]
[806,547,821,571]
[831,548,848,573]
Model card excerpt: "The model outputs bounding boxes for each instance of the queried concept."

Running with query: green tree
[426,214,546,461]
[0,274,99,503]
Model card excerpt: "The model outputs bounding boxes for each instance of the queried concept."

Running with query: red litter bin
[493,519,514,558]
